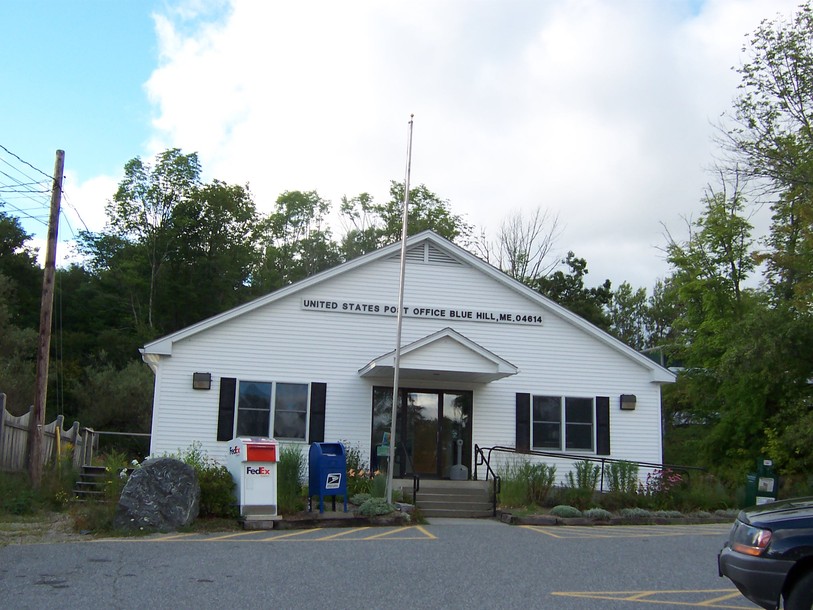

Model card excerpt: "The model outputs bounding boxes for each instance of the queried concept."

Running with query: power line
[0,143,55,182]
[60,191,91,233]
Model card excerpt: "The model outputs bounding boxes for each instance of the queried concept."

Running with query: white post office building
[141,231,675,482]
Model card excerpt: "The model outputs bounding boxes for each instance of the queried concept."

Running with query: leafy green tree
[532,252,612,330]
[107,149,202,329]
[254,190,341,291]
[340,181,472,258]
[661,184,766,477]
[0,273,37,415]
[607,282,649,350]
[66,358,154,456]
[55,264,146,369]
[161,180,259,328]
[76,231,153,340]
[0,211,41,329]
[725,3,813,310]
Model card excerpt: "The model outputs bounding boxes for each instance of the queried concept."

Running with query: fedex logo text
[246,466,271,476]
[229,446,241,455]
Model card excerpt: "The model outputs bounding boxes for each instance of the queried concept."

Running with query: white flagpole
[386,114,414,505]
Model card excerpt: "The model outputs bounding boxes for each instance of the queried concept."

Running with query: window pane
[236,381,272,436]
[274,410,307,439]
[533,422,561,449]
[236,408,270,437]
[533,396,561,422]
[275,383,308,413]
[565,397,593,450]
[566,423,593,450]
[566,397,593,423]
[239,381,272,411]
[273,383,308,439]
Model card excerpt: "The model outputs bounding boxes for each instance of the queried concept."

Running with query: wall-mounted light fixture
[192,372,212,390]
[620,394,637,410]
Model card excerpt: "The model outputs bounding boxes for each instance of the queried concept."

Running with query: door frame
[370,386,473,479]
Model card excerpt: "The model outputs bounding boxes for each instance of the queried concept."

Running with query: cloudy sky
[0,0,802,291]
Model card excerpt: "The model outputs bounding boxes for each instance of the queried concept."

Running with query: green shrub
[596,490,640,512]
[357,497,395,517]
[277,444,306,515]
[498,459,556,507]
[714,508,738,519]
[653,510,682,518]
[195,463,237,518]
[370,473,387,498]
[583,507,612,520]
[1,483,37,516]
[70,501,117,533]
[605,461,639,494]
[351,493,371,506]
[550,504,582,518]
[619,507,652,519]
[174,443,237,519]
[566,460,600,490]
[0,465,78,516]
[96,450,133,503]
[343,441,376,496]
[669,474,736,512]
[343,441,364,471]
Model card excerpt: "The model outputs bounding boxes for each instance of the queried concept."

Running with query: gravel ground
[0,513,86,546]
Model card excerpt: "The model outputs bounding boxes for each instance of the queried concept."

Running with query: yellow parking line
[414,525,437,540]
[625,591,659,601]
[92,532,198,543]
[260,529,314,541]
[520,525,563,538]
[364,527,410,540]
[360,525,436,540]
[317,527,371,540]
[149,532,198,541]
[553,589,753,609]
[203,530,262,541]
[698,591,747,606]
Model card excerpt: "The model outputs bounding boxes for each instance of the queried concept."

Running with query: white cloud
[143,0,800,290]
[48,171,118,267]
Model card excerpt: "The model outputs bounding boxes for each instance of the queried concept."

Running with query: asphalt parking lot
[0,520,758,609]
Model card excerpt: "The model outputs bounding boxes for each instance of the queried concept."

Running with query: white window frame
[234,380,311,441]
[532,395,595,452]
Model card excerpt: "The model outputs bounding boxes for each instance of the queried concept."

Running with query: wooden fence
[0,393,94,472]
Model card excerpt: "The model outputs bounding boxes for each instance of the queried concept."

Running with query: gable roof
[358,327,519,383]
[141,230,675,384]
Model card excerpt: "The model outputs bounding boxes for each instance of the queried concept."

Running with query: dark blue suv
[719,497,813,610]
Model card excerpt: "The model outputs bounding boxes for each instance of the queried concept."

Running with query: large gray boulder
[114,457,200,532]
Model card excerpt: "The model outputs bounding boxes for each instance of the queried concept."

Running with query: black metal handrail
[473,444,501,517]
[474,445,706,494]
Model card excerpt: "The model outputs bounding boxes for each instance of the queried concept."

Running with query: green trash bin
[745,472,758,507]
[745,458,778,506]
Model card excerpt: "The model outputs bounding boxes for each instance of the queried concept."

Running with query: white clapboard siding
[144,231,673,474]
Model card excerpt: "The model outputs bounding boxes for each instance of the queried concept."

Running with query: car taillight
[730,521,772,556]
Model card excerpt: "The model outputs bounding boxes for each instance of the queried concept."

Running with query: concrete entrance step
[397,479,495,519]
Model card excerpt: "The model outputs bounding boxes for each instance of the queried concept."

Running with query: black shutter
[309,382,327,443]
[596,396,610,455]
[216,377,237,441]
[516,393,531,452]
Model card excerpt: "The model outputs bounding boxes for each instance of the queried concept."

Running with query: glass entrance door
[371,387,472,478]
[406,392,439,476]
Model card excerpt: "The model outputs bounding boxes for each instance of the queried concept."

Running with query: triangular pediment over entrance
[358,327,518,384]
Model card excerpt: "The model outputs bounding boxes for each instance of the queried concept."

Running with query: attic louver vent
[389,243,461,266]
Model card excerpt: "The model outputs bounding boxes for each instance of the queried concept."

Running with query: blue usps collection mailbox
[308,442,348,513]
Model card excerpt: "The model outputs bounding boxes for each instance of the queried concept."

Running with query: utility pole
[28,149,64,487]
[386,117,414,504]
